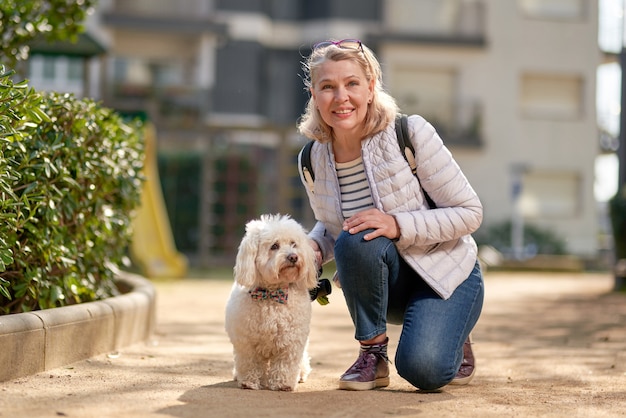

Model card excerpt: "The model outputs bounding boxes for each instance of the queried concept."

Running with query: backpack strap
[300,140,315,193]
[395,115,416,176]
[395,115,436,209]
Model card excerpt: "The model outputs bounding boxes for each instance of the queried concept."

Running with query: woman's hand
[342,208,400,241]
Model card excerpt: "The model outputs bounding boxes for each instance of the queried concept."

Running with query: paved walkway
[1,271,625,417]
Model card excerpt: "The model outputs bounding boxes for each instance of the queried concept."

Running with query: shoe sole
[338,376,390,391]
[449,334,475,386]
[448,367,475,386]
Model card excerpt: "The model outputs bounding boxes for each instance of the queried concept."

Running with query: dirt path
[1,271,625,417]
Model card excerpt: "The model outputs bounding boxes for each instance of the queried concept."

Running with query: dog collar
[249,287,288,304]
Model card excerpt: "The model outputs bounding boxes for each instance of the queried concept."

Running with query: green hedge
[0,68,144,314]
[473,220,567,256]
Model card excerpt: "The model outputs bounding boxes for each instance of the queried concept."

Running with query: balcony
[101,0,226,34]
[106,83,212,129]
[105,0,213,19]
[373,0,487,47]
[430,105,483,147]
[398,98,483,147]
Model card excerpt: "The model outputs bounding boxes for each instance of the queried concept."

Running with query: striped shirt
[336,157,374,218]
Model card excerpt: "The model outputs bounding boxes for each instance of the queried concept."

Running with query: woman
[297,39,484,391]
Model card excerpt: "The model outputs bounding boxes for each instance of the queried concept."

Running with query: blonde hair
[297,41,399,143]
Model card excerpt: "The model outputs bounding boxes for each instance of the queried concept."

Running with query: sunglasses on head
[312,39,364,52]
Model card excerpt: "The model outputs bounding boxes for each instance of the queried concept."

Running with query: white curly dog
[225,214,318,391]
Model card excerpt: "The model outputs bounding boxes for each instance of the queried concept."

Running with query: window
[519,0,585,20]
[386,0,458,35]
[519,171,580,218]
[520,73,583,119]
[112,58,152,86]
[390,67,455,126]
[385,0,484,37]
[42,56,56,80]
[25,55,85,95]
[67,57,83,81]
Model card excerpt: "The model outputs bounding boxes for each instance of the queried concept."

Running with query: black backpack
[299,115,436,208]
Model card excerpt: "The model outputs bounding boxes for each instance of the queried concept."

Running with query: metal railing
[397,98,483,147]
[106,83,212,129]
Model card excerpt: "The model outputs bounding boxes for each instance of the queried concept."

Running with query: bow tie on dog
[249,287,288,304]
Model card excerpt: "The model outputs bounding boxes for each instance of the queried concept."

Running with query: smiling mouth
[334,109,353,115]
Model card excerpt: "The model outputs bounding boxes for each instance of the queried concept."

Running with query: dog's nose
[287,253,298,264]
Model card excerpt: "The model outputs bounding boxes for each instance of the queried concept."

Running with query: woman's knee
[335,230,394,262]
[395,350,456,391]
[334,230,368,260]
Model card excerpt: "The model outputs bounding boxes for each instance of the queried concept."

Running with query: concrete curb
[0,272,156,382]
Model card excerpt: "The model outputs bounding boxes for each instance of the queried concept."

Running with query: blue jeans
[334,229,484,390]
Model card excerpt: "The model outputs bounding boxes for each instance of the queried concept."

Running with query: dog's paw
[298,367,311,383]
[239,381,261,390]
[268,383,294,392]
[299,358,312,383]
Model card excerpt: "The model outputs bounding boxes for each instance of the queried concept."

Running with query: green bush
[474,220,567,256]
[0,0,98,68]
[609,187,626,261]
[0,68,144,314]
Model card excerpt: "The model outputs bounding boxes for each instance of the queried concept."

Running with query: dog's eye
[291,241,297,247]
[270,243,279,250]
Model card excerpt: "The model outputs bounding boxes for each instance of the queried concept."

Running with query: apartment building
[26,0,602,265]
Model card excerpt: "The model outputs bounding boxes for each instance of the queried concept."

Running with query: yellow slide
[131,123,188,279]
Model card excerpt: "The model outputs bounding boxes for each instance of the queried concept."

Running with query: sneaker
[339,338,390,390]
[449,335,475,385]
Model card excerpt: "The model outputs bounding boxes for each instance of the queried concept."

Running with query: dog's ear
[233,219,264,288]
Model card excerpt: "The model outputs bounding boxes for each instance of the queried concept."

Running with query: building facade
[27,0,602,265]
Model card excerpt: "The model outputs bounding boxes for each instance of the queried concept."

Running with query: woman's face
[311,58,374,139]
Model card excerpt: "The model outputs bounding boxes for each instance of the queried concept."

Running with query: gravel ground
[1,270,625,418]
